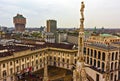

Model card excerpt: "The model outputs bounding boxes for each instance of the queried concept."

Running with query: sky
[0,0,120,28]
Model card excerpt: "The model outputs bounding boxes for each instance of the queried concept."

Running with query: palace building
[0,42,77,81]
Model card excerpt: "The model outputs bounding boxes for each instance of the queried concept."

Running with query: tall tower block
[13,14,26,32]
[46,20,57,33]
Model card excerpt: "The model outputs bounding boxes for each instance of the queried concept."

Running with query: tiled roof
[0,43,74,58]
[87,43,118,50]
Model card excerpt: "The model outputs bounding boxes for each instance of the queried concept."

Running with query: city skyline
[0,0,120,28]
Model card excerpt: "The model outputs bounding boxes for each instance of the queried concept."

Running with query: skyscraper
[13,14,26,32]
[46,20,57,33]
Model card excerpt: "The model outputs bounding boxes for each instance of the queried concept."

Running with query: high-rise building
[46,20,57,33]
[13,14,26,32]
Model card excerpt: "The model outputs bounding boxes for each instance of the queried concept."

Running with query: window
[112,52,114,61]
[36,66,38,70]
[87,48,90,55]
[115,62,117,70]
[10,62,12,66]
[32,56,33,59]
[67,59,69,63]
[3,64,5,68]
[27,57,29,60]
[98,61,100,68]
[91,49,93,57]
[16,60,18,63]
[40,59,42,62]
[36,60,38,64]
[111,62,113,70]
[58,58,60,61]
[102,52,105,61]
[40,53,41,56]
[22,58,24,62]
[75,59,77,64]
[63,58,65,62]
[87,57,89,64]
[94,59,96,66]
[36,55,38,57]
[102,62,105,71]
[84,47,86,55]
[115,52,118,60]
[54,57,56,61]
[16,66,19,72]
[111,73,113,80]
[114,75,117,81]
[90,58,92,65]
[98,51,101,59]
[94,50,97,58]
[96,74,99,81]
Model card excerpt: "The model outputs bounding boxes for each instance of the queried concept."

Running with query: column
[43,56,48,81]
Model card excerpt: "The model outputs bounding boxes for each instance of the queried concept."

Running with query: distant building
[44,32,55,43]
[58,33,67,43]
[13,14,26,32]
[46,20,57,33]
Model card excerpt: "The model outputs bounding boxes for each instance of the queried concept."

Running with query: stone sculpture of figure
[80,1,85,19]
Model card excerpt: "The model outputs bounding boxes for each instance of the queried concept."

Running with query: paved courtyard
[17,66,73,81]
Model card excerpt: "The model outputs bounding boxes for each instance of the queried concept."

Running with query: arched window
[94,59,96,66]
[87,48,90,55]
[54,57,56,61]
[90,58,92,65]
[84,47,86,55]
[112,52,114,61]
[94,50,97,58]
[111,62,113,70]
[58,57,60,61]
[67,59,69,63]
[111,73,113,80]
[91,49,93,57]
[98,61,100,68]
[98,51,101,59]
[63,58,65,63]
[87,57,89,64]
[115,52,118,60]
[115,62,117,70]
[102,52,105,61]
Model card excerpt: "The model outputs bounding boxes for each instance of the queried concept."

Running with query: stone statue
[80,2,85,19]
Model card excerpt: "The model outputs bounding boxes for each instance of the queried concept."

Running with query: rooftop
[14,14,25,19]
[0,42,74,58]
[87,43,118,50]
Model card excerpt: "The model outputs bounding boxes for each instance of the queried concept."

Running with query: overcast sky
[0,0,120,28]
